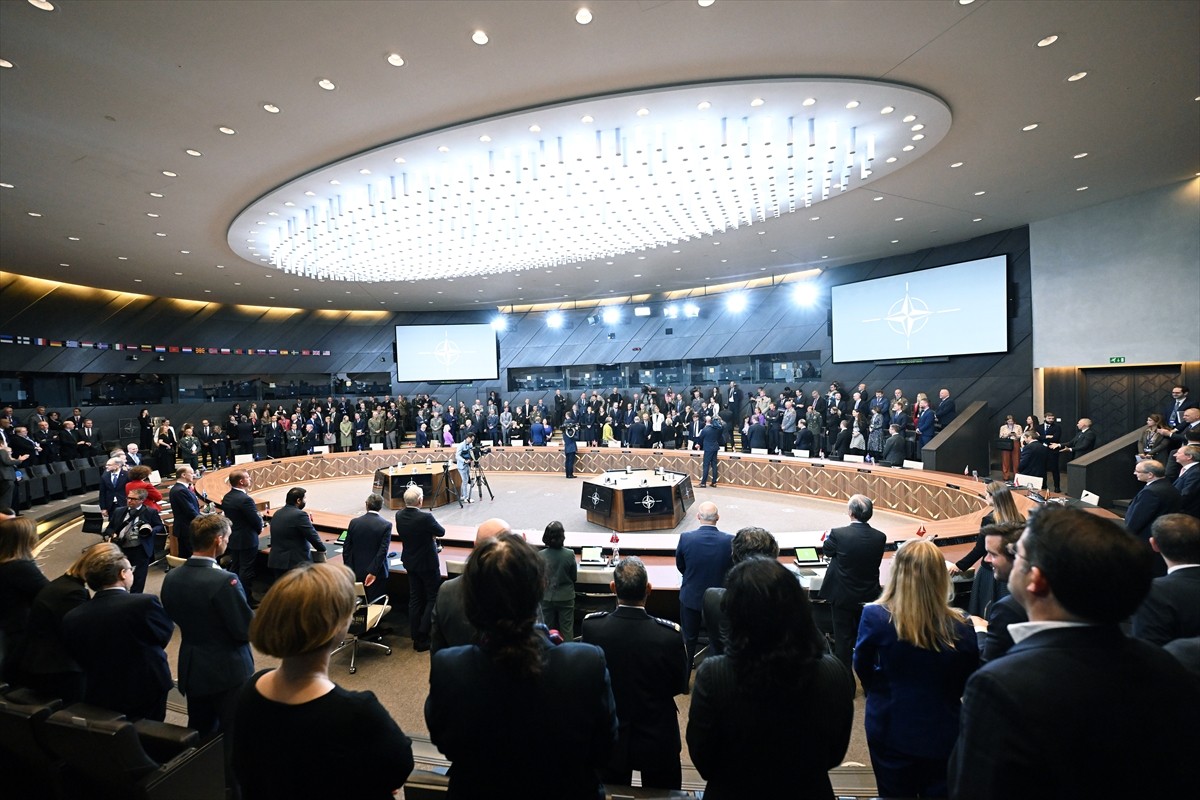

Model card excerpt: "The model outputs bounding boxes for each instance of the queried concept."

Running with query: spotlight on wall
[490,315,507,331]
[547,311,564,329]
[726,293,747,313]
[663,305,679,319]
[792,282,820,306]
[586,315,598,326]
[683,302,700,318]
[602,307,620,324]
[633,306,651,317]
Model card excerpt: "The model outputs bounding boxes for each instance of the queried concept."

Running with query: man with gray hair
[104,487,164,593]
[393,487,444,651]
[822,494,887,668]
[582,556,688,790]
[702,527,779,655]
[1123,459,1181,548]
[344,492,394,602]
[675,502,734,663]
[430,517,510,654]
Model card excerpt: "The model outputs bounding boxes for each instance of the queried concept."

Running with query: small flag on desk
[917,525,927,537]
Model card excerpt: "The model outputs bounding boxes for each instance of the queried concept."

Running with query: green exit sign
[1109,357,1126,364]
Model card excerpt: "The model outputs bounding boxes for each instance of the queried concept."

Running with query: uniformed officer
[581,556,689,790]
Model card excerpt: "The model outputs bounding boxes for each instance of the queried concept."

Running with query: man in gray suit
[266,486,326,575]
[429,517,509,654]
[160,512,253,736]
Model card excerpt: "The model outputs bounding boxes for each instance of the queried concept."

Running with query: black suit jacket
[1018,440,1048,477]
[980,593,1026,663]
[1175,465,1200,517]
[61,589,174,719]
[581,606,688,771]
[221,487,263,550]
[1123,478,1182,540]
[168,481,201,547]
[880,433,906,465]
[106,504,164,561]
[948,625,1197,800]
[160,557,254,697]
[821,521,887,605]
[1062,427,1097,459]
[1132,567,1200,646]
[98,469,130,514]
[21,574,89,677]
[430,576,475,654]
[344,511,394,587]
[395,506,444,575]
[266,503,326,570]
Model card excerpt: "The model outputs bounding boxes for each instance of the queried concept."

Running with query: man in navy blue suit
[697,415,723,487]
[916,399,936,447]
[160,512,253,736]
[934,388,956,430]
[392,487,444,651]
[97,456,129,517]
[674,501,733,663]
[345,492,396,602]
[168,465,203,559]
[821,494,888,668]
[104,487,164,594]
[1123,460,1180,543]
[948,506,1196,800]
[62,545,174,720]
[1133,513,1200,646]
[221,468,264,604]
[1174,444,1200,518]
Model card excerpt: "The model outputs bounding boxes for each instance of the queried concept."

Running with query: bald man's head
[474,517,512,547]
[696,502,719,524]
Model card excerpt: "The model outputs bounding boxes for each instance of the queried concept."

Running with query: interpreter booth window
[566,366,624,391]
[507,368,565,392]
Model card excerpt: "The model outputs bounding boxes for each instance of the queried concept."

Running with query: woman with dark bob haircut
[426,533,617,799]
[230,563,413,799]
[687,557,854,799]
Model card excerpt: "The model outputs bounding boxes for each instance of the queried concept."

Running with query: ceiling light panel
[230,78,950,283]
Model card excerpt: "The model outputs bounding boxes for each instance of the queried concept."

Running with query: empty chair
[91,454,111,468]
[330,582,392,674]
[16,473,44,507]
[50,462,83,495]
[40,708,224,800]
[73,458,102,490]
[30,463,67,500]
[0,695,66,800]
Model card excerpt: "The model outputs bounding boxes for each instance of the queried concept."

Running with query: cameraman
[456,432,476,503]
[104,487,164,593]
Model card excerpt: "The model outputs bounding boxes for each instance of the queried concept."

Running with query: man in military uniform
[582,556,689,790]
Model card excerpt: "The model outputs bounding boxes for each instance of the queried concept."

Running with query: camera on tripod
[470,444,492,464]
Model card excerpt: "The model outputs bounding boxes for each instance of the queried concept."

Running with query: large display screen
[394,323,499,383]
[831,255,1009,363]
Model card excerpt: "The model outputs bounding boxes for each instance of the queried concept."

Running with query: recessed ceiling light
[1037,35,1059,47]
[155,232,167,236]
[911,123,925,132]
[894,217,904,222]
[234,282,242,286]
[263,104,280,114]
[1022,123,1039,131]
[218,126,236,135]
[180,250,190,254]
[750,98,765,107]
[576,7,592,24]
[809,216,820,221]
[304,191,315,196]
[393,157,406,164]
[873,196,883,201]
[472,30,489,45]
[0,182,13,188]
[827,235,835,240]
[28,0,56,10]
[386,53,405,67]
[162,170,177,177]
[802,97,816,107]
[26,211,42,217]
[891,239,900,244]
[185,149,202,157]
[529,124,541,133]
[912,134,925,141]
[902,145,915,151]
[118,256,128,260]
[902,114,916,123]
[216,264,226,269]
[0,59,14,69]
[697,101,711,110]
[59,263,69,267]
[958,0,975,5]
[67,236,79,241]
[437,145,450,153]
[973,218,983,222]
[950,162,963,168]
[329,179,340,185]
[358,169,371,175]
[317,78,336,91]
[174,271,183,276]
[821,255,829,259]
[1073,152,1088,159]
[580,115,593,123]
[636,108,650,116]
[149,192,163,198]
[698,0,715,6]
[845,100,859,109]
[1076,186,1089,191]
[974,191,986,196]
[145,212,159,218]
[880,106,894,114]
[1067,71,1087,82]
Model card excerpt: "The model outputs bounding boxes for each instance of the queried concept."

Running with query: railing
[1065,427,1142,507]
[922,400,990,477]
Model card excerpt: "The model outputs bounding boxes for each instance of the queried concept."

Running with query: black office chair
[73,457,102,490]
[50,461,84,495]
[0,695,66,800]
[16,473,44,507]
[331,582,392,674]
[30,463,67,500]
[40,709,224,800]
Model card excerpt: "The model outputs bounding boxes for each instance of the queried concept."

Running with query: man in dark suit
[1123,460,1181,543]
[1174,444,1200,518]
[561,419,578,478]
[674,502,733,662]
[795,419,815,454]
[974,522,1027,662]
[745,417,767,451]
[160,513,253,736]
[430,518,510,654]
[879,424,907,466]
[0,443,29,512]
[916,399,936,447]
[934,388,956,429]
[266,486,326,575]
[1132,514,1200,645]
[104,487,164,593]
[1165,385,1200,431]
[345,492,395,602]
[727,381,744,422]
[702,527,778,656]
[697,416,722,487]
[393,486,444,651]
[582,556,688,790]
[1040,412,1064,492]
[1054,417,1097,462]
[221,468,264,604]
[168,465,203,559]
[62,546,175,721]
[264,415,286,459]
[1165,409,1200,478]
[821,494,888,668]
[97,456,129,517]
[1017,432,1048,483]
[948,506,1196,800]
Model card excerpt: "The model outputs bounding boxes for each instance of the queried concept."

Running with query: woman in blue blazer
[854,538,979,798]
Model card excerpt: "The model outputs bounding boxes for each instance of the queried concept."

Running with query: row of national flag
[0,335,330,357]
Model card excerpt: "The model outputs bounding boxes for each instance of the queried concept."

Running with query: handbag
[993,438,1014,452]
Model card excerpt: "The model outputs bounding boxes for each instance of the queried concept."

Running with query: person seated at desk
[232,563,414,799]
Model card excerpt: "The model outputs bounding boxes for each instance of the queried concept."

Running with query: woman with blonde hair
[0,516,50,683]
[231,563,413,799]
[855,538,979,798]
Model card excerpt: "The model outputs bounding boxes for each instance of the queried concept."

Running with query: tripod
[465,459,495,503]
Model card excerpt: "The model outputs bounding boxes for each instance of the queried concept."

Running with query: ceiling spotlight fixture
[683,302,701,318]
[149,192,164,198]
[0,182,13,188]
[880,106,894,114]
[490,315,507,331]
[317,78,336,91]
[1022,123,1039,131]
[162,170,177,177]
[547,311,564,328]
[698,0,716,6]
[28,0,56,10]
[186,149,202,157]
[663,305,679,319]
[973,217,983,222]
[634,306,651,317]
[263,104,280,113]
[697,101,711,110]
[0,59,14,69]
[885,156,897,163]
[576,7,592,24]
[1073,152,1088,159]
[1067,71,1087,81]
[219,126,236,134]
[750,98,765,107]
[472,30,489,45]
[802,97,816,106]
[974,190,986,196]
[529,124,541,132]
[67,236,79,241]
[845,100,859,109]
[726,293,747,313]
[636,107,650,116]
[902,114,916,123]
[602,307,620,324]
[1076,186,1089,191]
[902,145,915,151]
[792,282,819,306]
[1037,34,1059,47]
[950,161,963,168]
[386,53,405,67]
[580,115,593,123]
